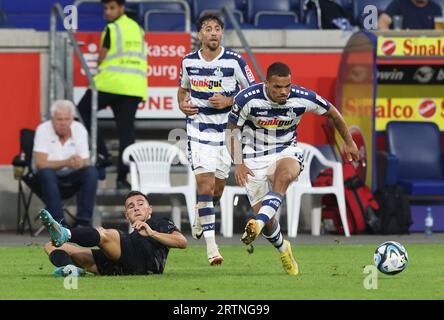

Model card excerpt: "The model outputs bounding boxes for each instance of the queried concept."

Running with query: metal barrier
[49,3,98,165]
[222,5,265,82]
[74,0,192,32]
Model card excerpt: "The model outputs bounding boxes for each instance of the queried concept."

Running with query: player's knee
[278,170,297,184]
[96,228,109,242]
[71,252,92,268]
[97,228,118,244]
[70,252,83,264]
[197,175,216,195]
[198,184,215,196]
[44,242,55,255]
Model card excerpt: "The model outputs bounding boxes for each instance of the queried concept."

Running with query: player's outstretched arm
[326,106,360,162]
[225,121,243,164]
[132,221,187,249]
[225,122,254,186]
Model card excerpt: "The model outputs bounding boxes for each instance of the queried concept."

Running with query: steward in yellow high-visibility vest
[77,0,148,189]
[94,13,147,101]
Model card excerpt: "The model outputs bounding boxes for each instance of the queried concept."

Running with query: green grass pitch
[1,243,443,299]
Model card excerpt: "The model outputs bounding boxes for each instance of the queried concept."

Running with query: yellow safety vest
[94,14,147,101]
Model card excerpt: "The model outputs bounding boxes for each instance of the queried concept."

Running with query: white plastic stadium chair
[220,186,247,237]
[220,185,283,238]
[122,141,196,231]
[286,142,350,238]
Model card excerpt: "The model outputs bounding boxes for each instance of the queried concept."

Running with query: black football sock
[69,227,101,247]
[49,249,74,267]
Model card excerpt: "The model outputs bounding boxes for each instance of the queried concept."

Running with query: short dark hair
[125,191,149,204]
[196,13,224,32]
[266,62,291,80]
[101,0,125,5]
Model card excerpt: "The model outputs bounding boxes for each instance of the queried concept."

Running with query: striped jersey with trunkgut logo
[228,83,332,158]
[179,47,256,146]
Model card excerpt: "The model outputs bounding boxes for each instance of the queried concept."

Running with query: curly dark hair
[101,0,125,5]
[196,13,224,32]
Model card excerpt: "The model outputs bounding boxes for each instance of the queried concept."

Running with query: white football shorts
[187,140,232,180]
[243,145,304,206]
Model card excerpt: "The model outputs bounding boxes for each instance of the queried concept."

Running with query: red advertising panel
[73,32,191,118]
[0,53,40,165]
[246,52,342,145]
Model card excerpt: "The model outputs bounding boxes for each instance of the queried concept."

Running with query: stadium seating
[2,0,72,13]
[122,141,196,232]
[246,0,305,29]
[286,142,349,238]
[302,5,319,29]
[138,1,188,31]
[337,0,353,18]
[246,0,290,22]
[435,0,444,11]
[75,2,106,31]
[0,0,326,30]
[48,0,190,31]
[193,0,237,19]
[0,9,5,27]
[255,11,300,29]
[139,1,184,15]
[300,0,355,29]
[290,0,303,21]
[144,10,186,32]
[76,1,139,31]
[192,0,246,29]
[1,0,73,30]
[385,121,444,196]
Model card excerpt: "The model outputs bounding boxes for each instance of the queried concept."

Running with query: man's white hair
[50,100,76,117]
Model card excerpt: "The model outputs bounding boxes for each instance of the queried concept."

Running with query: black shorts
[92,231,152,276]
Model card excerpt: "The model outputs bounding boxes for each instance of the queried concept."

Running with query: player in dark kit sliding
[40,191,187,277]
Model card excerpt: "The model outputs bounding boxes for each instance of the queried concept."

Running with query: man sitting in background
[33,100,98,227]
[378,0,443,30]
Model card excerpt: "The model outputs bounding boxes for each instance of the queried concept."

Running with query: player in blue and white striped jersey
[177,14,255,265]
[226,62,359,275]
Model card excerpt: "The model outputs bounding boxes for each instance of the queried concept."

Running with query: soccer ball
[374,241,408,275]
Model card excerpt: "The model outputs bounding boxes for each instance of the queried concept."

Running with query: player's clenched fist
[132,221,155,237]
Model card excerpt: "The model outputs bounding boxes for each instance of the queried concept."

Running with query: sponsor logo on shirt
[245,65,255,83]
[257,117,293,128]
[214,67,223,78]
[190,78,222,90]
